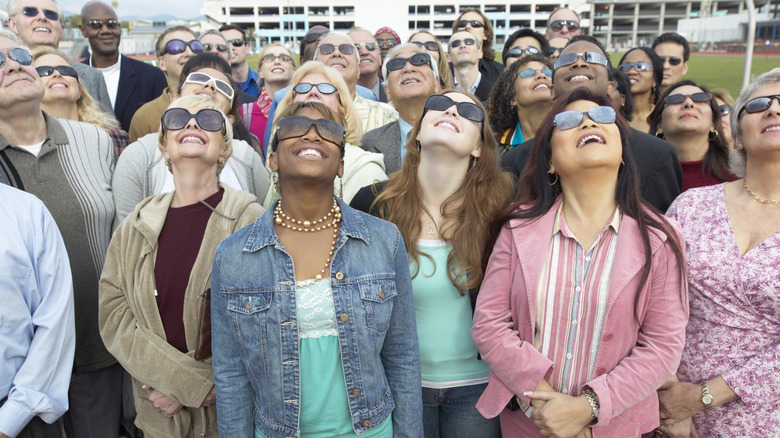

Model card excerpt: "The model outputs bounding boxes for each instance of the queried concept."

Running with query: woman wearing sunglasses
[99,95,264,437]
[473,88,688,438]
[487,54,553,155]
[502,29,549,68]
[617,48,663,133]
[408,30,454,89]
[648,80,733,192]
[451,9,503,84]
[31,46,130,156]
[113,53,272,223]
[712,88,736,150]
[211,101,422,437]
[351,90,513,438]
[274,61,386,203]
[657,68,780,438]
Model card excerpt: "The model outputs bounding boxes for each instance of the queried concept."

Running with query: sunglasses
[549,20,580,31]
[618,61,652,72]
[663,92,713,105]
[85,19,120,29]
[203,43,228,53]
[553,51,609,70]
[183,72,235,103]
[412,41,439,51]
[739,95,780,118]
[376,39,397,49]
[304,30,327,43]
[506,46,541,59]
[20,6,58,21]
[450,38,476,49]
[386,52,432,72]
[318,43,355,56]
[162,39,203,55]
[353,42,377,52]
[35,65,78,78]
[719,104,732,116]
[457,20,484,28]
[554,106,616,130]
[293,82,338,95]
[262,53,293,63]
[228,39,246,47]
[0,47,33,69]
[518,68,552,78]
[276,115,346,147]
[162,108,224,132]
[548,46,564,57]
[659,56,683,66]
[424,94,485,123]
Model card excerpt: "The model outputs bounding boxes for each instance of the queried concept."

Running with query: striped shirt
[534,202,621,396]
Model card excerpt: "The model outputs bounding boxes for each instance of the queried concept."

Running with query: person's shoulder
[363,120,398,137]
[125,56,162,73]
[671,183,725,212]
[629,128,675,152]
[0,183,45,211]
[349,181,387,213]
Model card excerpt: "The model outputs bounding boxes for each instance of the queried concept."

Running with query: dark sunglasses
[506,46,541,59]
[376,39,397,48]
[554,106,616,130]
[0,47,33,69]
[663,92,713,105]
[554,51,609,70]
[386,52,432,72]
[719,104,732,116]
[293,82,338,95]
[318,43,355,56]
[353,42,377,52]
[412,41,439,51]
[450,38,476,49]
[618,61,652,72]
[162,108,224,132]
[739,95,780,117]
[85,19,120,29]
[424,94,484,123]
[262,53,293,63]
[183,72,235,102]
[21,6,58,21]
[659,56,683,66]
[549,20,580,31]
[276,115,346,147]
[228,39,246,47]
[518,68,552,78]
[162,39,203,55]
[203,43,228,53]
[457,20,484,28]
[304,30,327,43]
[35,65,78,78]
[548,47,564,57]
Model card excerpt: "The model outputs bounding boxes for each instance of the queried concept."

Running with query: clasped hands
[142,384,217,418]
[525,390,594,438]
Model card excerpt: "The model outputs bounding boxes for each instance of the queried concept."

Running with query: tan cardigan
[99,184,264,437]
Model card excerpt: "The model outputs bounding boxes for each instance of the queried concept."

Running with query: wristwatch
[701,381,714,409]
[583,388,600,419]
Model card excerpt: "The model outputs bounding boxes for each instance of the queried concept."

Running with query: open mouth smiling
[577,133,606,148]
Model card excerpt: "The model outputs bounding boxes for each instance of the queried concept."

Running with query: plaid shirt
[107,127,130,157]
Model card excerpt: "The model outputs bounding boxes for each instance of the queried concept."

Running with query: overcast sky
[57,0,204,19]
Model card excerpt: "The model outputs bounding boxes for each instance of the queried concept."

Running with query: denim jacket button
[352,389,360,396]
[335,272,344,280]
[378,289,385,299]
[362,420,370,428]
[340,313,349,322]
[245,301,252,310]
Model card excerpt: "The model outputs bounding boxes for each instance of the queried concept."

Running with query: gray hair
[200,29,234,58]
[313,32,360,65]
[381,43,440,86]
[729,67,780,177]
[0,30,20,43]
[8,0,63,23]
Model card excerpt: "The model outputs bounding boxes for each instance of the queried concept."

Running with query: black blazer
[362,120,402,174]
[501,128,683,212]
[84,55,167,132]
[479,57,504,84]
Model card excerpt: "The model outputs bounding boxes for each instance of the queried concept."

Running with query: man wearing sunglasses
[219,25,259,99]
[79,1,167,133]
[544,8,582,41]
[448,30,494,104]
[349,27,387,103]
[199,29,233,62]
[502,35,683,212]
[652,32,690,96]
[7,0,113,115]
[0,31,119,438]
[362,43,440,174]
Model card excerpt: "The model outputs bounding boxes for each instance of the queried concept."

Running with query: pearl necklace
[743,180,780,205]
[274,200,342,280]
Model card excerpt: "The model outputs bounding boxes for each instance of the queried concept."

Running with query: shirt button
[604,333,614,341]
[245,301,252,310]
[597,367,606,375]
[575,286,581,292]
[562,388,569,394]
[585,256,591,262]
[378,288,385,299]
[566,353,572,359]
[571,320,577,326]
[352,389,360,396]
[335,272,344,280]
[362,420,371,428]
[340,313,349,322]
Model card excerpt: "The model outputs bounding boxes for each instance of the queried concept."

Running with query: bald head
[79,1,120,60]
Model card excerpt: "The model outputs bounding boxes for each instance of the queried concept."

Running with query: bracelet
[583,388,600,419]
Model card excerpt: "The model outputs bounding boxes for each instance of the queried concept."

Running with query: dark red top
[154,189,224,353]
[680,160,736,193]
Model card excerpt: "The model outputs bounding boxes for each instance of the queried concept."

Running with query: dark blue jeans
[422,383,501,438]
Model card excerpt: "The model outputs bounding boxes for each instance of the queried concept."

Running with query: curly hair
[502,29,550,62]
[486,54,551,136]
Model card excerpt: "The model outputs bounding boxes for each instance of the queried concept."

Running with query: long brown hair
[372,89,514,293]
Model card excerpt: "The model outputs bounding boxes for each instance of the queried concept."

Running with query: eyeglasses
[659,56,683,66]
[549,20,580,31]
[0,48,33,69]
[719,104,732,116]
[35,65,78,78]
[262,53,293,63]
[85,19,120,29]
[553,51,609,70]
[183,72,235,103]
[554,106,616,130]
[518,68,552,78]
[318,43,355,56]
[293,82,338,95]
[424,94,485,123]
[161,108,225,132]
[450,38,476,49]
[412,41,439,52]
[548,46,564,57]
[353,42,377,52]
[663,92,713,105]
[162,39,203,55]
[457,20,484,29]
[20,6,59,21]
[739,95,780,118]
[618,61,652,72]
[203,43,228,53]
[228,39,246,47]
[386,52,432,72]
[376,39,397,49]
[506,46,541,59]
[276,115,346,147]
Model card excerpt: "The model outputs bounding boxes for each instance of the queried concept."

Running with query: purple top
[666,183,780,436]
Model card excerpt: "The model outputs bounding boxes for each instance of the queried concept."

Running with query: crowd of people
[1,1,778,438]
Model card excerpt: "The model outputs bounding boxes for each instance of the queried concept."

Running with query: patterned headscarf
[373,27,400,44]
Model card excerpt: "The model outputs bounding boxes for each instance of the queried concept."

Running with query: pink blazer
[472,199,689,437]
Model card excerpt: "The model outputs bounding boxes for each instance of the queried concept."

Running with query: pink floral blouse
[666,183,780,437]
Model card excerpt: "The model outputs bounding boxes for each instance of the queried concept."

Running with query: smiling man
[349,27,386,102]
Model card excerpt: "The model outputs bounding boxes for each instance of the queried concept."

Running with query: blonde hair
[275,61,363,145]
[256,43,296,88]
[408,30,454,89]
[158,95,233,176]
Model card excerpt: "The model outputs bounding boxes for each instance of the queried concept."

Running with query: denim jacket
[211,198,423,438]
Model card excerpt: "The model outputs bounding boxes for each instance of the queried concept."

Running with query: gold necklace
[743,179,780,205]
[274,200,342,280]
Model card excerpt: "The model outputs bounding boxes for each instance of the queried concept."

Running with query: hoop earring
[655,130,664,139]
[708,130,719,141]
[550,173,558,186]
[416,140,422,152]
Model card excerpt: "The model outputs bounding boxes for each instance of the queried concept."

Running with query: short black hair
[503,29,550,62]
[652,32,690,61]
[565,35,609,60]
[218,24,247,41]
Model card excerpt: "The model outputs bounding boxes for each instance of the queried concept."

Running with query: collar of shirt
[91,53,121,71]
[453,71,482,95]
[553,200,622,241]
[371,79,381,100]
[399,118,413,161]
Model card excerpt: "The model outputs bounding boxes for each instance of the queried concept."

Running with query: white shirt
[92,54,122,110]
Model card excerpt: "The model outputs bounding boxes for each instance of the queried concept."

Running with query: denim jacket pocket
[359,278,398,333]
[225,290,273,344]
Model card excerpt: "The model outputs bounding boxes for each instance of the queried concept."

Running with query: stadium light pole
[744,0,756,89]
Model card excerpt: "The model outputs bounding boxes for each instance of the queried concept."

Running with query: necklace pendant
[315,273,323,280]
[303,220,311,227]
[274,216,282,225]
[428,226,435,235]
